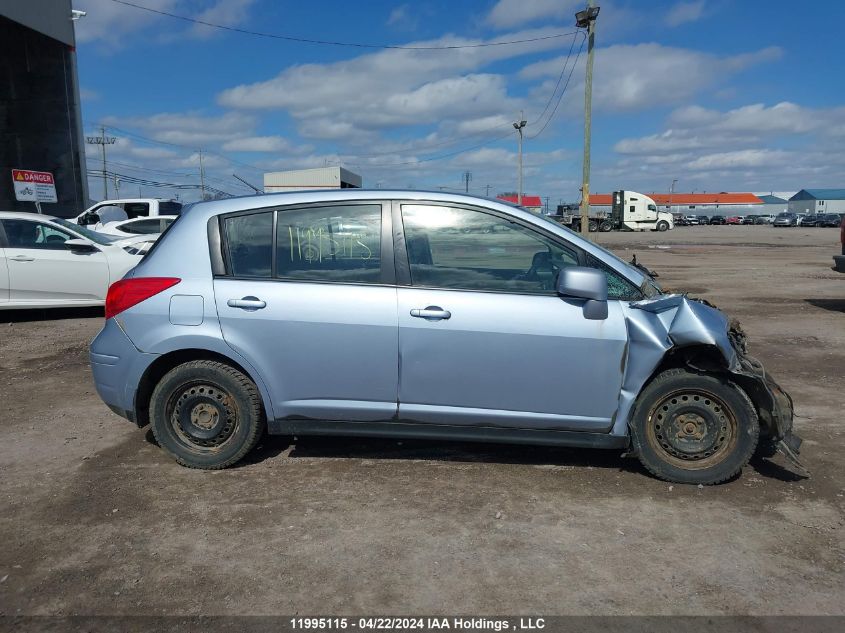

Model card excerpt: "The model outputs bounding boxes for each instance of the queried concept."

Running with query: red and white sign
[12,169,57,203]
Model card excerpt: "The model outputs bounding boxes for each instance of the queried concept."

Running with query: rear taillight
[105,277,180,319]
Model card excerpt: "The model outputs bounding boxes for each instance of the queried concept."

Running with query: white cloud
[217,28,564,140]
[522,43,782,112]
[103,111,257,147]
[386,4,416,29]
[664,1,706,27]
[188,0,256,39]
[72,0,256,47]
[685,149,791,171]
[221,136,312,153]
[486,0,581,29]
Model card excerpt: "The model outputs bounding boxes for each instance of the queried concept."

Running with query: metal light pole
[669,178,678,214]
[576,3,600,237]
[86,126,116,200]
[513,112,527,205]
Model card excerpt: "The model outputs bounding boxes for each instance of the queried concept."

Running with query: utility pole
[576,3,600,237]
[513,111,527,205]
[669,178,678,213]
[86,125,116,200]
[198,150,206,200]
[543,196,550,214]
[462,170,472,193]
[485,184,492,197]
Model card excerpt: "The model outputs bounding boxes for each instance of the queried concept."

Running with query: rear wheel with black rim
[150,360,264,469]
[630,368,758,485]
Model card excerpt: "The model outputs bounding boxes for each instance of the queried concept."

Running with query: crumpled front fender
[614,295,800,465]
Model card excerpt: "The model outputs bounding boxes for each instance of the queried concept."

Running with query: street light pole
[669,178,678,214]
[513,111,527,205]
[576,2,600,237]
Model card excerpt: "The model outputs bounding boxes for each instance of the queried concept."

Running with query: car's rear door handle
[410,306,451,321]
[227,296,266,311]
[9,255,35,262]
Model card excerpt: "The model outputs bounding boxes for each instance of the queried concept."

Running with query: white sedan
[0,212,144,310]
[96,215,177,237]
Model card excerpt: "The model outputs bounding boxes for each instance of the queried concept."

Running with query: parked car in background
[709,216,727,225]
[755,215,775,225]
[834,214,845,272]
[682,215,699,225]
[72,198,183,229]
[773,212,798,227]
[97,215,178,237]
[795,212,810,226]
[741,215,757,225]
[0,212,142,309]
[819,213,843,227]
[89,190,801,485]
[726,216,742,225]
[696,215,710,225]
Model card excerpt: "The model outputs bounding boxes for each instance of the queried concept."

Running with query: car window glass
[123,203,150,219]
[223,212,273,277]
[275,205,381,283]
[401,204,578,294]
[122,219,162,234]
[587,255,643,300]
[1,220,72,250]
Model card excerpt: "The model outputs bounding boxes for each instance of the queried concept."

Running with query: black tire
[599,221,612,232]
[656,220,670,232]
[630,368,759,485]
[588,220,598,232]
[149,360,265,469]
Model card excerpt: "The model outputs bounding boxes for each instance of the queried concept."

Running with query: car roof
[0,211,60,221]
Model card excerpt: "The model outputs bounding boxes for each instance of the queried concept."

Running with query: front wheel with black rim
[149,360,265,469]
[656,220,670,232]
[630,368,759,485]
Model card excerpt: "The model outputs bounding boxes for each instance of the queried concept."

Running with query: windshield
[52,218,118,245]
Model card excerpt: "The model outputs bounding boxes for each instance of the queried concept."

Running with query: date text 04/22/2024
[289,617,547,630]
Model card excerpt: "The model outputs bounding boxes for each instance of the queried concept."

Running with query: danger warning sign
[12,169,57,203]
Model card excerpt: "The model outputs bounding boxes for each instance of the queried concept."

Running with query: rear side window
[223,213,273,277]
[121,218,163,234]
[123,203,150,219]
[275,205,381,283]
[159,201,183,215]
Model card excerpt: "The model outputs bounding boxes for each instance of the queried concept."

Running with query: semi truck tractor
[554,191,674,232]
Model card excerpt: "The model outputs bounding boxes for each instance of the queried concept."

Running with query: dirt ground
[0,225,843,616]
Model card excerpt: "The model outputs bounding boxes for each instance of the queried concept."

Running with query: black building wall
[0,15,86,218]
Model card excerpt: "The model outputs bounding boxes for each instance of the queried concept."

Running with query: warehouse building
[788,189,845,214]
[588,192,763,217]
[497,194,543,214]
[264,166,362,193]
[0,0,88,217]
[756,194,788,214]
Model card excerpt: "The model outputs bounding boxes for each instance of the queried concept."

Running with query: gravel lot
[1,225,843,616]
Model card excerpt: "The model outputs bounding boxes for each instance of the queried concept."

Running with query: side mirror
[64,238,99,253]
[556,266,608,320]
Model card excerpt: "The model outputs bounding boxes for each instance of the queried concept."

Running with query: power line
[106,0,578,50]
[528,30,583,129]
[345,129,516,169]
[527,34,586,140]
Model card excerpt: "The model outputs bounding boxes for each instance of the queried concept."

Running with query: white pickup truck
[71,198,183,229]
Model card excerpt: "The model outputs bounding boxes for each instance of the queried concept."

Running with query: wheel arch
[134,348,273,428]
[634,343,778,440]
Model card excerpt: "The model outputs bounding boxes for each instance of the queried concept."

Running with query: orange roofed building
[586,192,764,216]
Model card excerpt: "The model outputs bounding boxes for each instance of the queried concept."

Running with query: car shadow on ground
[256,433,645,475]
[1,306,103,322]
[804,298,845,313]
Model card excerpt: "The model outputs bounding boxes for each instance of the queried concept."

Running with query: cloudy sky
[74,0,845,204]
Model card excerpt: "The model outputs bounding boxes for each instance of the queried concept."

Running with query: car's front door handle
[227,296,266,311]
[9,255,35,262]
[410,306,451,321]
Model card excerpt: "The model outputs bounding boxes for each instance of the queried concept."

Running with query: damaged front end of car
[620,294,804,472]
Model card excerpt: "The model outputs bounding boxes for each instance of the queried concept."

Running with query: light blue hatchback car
[90,191,801,484]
